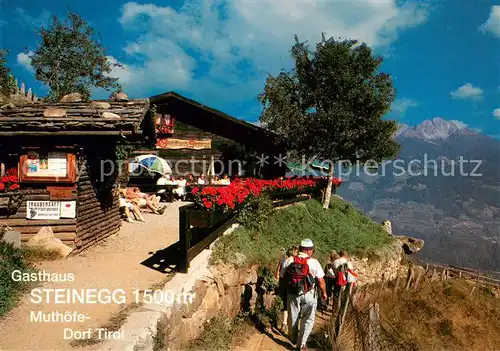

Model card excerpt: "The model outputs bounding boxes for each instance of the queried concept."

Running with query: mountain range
[337,117,500,271]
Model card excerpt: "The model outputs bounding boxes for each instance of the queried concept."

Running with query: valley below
[337,117,500,273]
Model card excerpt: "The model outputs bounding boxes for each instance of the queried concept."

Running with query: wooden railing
[177,187,319,273]
[411,259,500,287]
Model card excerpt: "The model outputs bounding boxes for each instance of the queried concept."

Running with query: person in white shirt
[322,250,340,309]
[173,176,187,200]
[156,173,172,194]
[275,245,298,332]
[332,250,357,311]
[282,239,327,350]
[197,174,206,185]
[219,174,231,185]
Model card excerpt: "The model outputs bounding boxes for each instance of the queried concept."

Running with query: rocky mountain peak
[397,117,475,141]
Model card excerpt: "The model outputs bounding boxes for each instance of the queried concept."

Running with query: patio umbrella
[207,156,215,177]
[129,155,172,175]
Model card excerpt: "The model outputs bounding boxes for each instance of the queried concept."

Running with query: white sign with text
[26,201,61,220]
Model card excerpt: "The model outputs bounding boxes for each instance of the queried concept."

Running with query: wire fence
[327,286,417,351]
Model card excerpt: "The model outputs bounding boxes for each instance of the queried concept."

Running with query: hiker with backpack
[282,239,327,351]
[321,250,340,311]
[275,245,299,332]
[332,250,358,313]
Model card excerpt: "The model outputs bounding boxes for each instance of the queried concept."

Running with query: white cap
[300,238,314,248]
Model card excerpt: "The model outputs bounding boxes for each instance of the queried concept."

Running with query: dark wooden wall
[74,150,121,252]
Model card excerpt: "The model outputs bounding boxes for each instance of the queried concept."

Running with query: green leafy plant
[29,11,121,101]
[0,49,16,98]
[237,194,274,233]
[115,139,135,161]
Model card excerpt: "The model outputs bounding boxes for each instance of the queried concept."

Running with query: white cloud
[392,98,419,114]
[493,108,500,119]
[16,51,34,72]
[479,5,500,37]
[450,83,483,100]
[110,0,430,100]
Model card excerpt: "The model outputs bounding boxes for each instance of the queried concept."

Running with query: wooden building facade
[149,92,286,179]
[0,98,151,252]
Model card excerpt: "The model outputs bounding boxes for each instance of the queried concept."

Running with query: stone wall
[350,239,405,285]
[163,264,259,350]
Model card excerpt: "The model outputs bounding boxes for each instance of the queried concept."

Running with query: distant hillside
[338,118,500,271]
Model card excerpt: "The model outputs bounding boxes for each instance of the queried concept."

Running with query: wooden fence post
[367,303,381,351]
[336,284,352,338]
[393,275,401,296]
[414,270,424,290]
[178,205,191,273]
[405,268,414,290]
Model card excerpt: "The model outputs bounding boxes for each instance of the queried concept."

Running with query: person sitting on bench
[119,190,145,222]
[173,176,187,201]
[126,187,165,214]
[197,173,207,185]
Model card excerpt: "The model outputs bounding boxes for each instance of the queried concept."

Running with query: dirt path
[0,202,187,351]
[235,306,333,351]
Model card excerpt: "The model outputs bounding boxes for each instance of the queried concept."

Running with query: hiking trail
[235,305,333,351]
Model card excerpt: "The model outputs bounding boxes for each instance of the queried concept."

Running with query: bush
[0,240,34,316]
[237,194,274,233]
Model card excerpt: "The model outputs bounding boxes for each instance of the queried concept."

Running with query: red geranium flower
[0,182,5,191]
[6,168,17,176]
[8,183,20,191]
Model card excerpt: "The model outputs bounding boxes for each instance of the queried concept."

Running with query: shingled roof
[0,99,150,136]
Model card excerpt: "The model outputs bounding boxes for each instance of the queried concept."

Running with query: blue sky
[0,0,499,137]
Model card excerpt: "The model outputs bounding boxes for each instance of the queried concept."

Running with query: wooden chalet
[0,96,151,252]
[148,92,286,179]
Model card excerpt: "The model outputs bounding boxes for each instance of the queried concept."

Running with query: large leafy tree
[29,11,120,101]
[0,49,16,98]
[259,35,400,208]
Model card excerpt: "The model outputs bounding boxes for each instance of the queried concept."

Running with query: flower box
[187,209,229,228]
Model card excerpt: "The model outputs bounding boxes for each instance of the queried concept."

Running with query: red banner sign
[156,138,212,150]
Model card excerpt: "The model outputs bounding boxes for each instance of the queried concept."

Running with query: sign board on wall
[26,151,67,178]
[26,201,77,220]
[156,138,212,150]
[27,201,61,220]
[60,201,76,218]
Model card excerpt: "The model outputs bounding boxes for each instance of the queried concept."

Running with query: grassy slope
[375,279,500,350]
[212,197,394,268]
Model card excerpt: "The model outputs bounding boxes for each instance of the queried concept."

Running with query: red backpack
[285,256,313,295]
[335,263,349,286]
